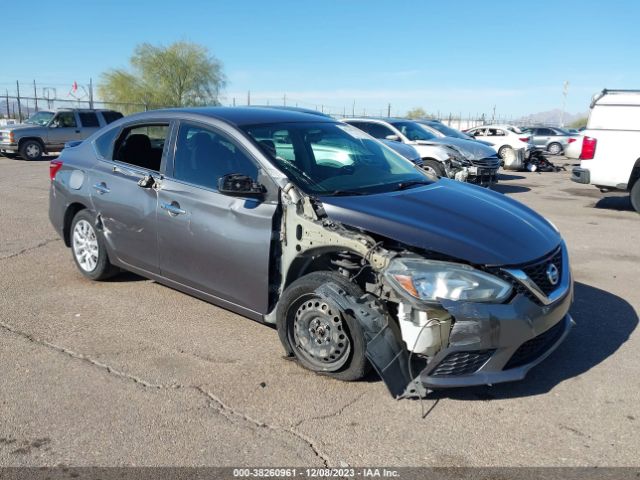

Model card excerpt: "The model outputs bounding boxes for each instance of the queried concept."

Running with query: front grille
[430,349,495,377]
[471,156,501,169]
[504,320,565,370]
[521,248,563,296]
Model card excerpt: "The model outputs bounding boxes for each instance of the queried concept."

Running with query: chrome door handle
[93,182,110,194]
[161,202,186,216]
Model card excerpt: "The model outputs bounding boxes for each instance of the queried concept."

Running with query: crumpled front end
[387,242,574,394]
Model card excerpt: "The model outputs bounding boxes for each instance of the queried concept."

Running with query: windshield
[390,121,437,141]
[426,122,472,140]
[24,111,54,126]
[506,126,523,134]
[243,122,432,196]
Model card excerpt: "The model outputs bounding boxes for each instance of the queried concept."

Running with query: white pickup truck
[570,89,640,212]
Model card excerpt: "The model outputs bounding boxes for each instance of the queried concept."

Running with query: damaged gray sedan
[49,107,574,398]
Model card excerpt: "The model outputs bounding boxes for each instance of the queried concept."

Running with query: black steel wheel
[276,271,370,381]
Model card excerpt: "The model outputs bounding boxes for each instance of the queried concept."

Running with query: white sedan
[465,124,533,160]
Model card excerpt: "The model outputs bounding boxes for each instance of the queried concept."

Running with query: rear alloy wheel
[70,210,118,280]
[547,142,563,155]
[422,159,446,177]
[19,140,43,161]
[277,271,369,381]
[631,181,640,213]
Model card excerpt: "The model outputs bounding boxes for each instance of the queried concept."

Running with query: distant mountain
[516,109,587,127]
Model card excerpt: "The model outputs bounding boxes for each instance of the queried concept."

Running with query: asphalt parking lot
[0,155,638,467]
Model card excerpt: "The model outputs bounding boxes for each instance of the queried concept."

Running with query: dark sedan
[49,107,573,397]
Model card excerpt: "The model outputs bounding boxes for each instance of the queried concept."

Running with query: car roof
[140,106,337,127]
[343,117,419,124]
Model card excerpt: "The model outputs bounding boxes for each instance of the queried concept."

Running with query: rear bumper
[571,167,591,184]
[419,281,574,388]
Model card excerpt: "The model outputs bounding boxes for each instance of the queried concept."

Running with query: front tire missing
[276,271,370,381]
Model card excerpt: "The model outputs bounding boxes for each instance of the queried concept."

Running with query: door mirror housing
[218,174,265,199]
[385,134,400,141]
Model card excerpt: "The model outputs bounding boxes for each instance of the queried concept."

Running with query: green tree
[568,117,588,129]
[406,107,427,119]
[98,41,226,113]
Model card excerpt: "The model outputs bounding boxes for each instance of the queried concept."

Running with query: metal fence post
[16,80,22,121]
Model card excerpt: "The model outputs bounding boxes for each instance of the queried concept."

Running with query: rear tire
[276,271,370,381]
[631,181,640,213]
[19,139,44,161]
[422,159,446,177]
[547,142,563,155]
[70,210,118,280]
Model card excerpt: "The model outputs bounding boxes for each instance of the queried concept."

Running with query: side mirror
[385,134,400,141]
[218,173,265,199]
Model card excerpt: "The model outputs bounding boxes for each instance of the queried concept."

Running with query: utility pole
[232,97,236,107]
[352,100,355,116]
[33,80,38,111]
[89,78,94,109]
[491,105,496,123]
[387,103,391,117]
[247,90,251,106]
[283,93,286,106]
[5,89,9,119]
[560,81,569,127]
[16,80,22,121]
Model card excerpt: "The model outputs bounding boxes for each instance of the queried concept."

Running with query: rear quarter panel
[579,130,640,188]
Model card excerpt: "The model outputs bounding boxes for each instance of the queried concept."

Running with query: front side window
[172,123,257,190]
[113,124,169,171]
[244,122,430,196]
[51,112,77,128]
[390,121,436,141]
[362,122,396,139]
[25,111,54,126]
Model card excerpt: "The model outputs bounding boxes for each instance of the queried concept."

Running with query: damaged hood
[319,179,561,266]
[427,137,498,160]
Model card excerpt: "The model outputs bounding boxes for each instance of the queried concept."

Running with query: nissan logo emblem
[546,263,560,286]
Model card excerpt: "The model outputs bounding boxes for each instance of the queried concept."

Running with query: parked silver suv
[0,108,123,160]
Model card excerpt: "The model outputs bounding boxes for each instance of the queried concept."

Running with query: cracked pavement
[0,156,638,467]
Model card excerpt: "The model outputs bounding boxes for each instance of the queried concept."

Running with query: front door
[157,121,277,314]
[47,111,82,149]
[89,122,171,274]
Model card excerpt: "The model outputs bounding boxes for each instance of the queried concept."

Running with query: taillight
[50,160,63,181]
[580,137,597,160]
[519,137,530,143]
[568,138,577,144]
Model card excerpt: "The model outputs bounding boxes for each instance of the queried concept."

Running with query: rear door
[156,120,277,314]
[89,120,172,274]
[77,111,102,139]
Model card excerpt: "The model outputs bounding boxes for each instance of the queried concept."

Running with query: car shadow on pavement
[593,195,634,212]
[492,184,531,194]
[425,282,638,401]
[498,173,527,181]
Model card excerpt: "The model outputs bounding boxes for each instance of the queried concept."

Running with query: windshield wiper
[393,180,432,191]
[327,189,367,196]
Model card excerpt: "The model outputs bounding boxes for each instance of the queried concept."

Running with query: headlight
[385,258,512,303]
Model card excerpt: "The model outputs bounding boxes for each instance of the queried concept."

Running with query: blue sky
[3,0,639,118]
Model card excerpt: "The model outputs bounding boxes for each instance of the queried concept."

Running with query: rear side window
[102,111,124,125]
[112,124,169,171]
[78,112,99,127]
[94,127,119,159]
